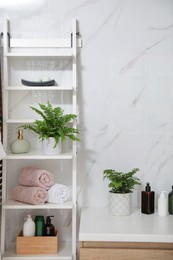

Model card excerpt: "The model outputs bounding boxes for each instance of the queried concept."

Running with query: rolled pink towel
[19,167,54,189]
[13,185,48,205]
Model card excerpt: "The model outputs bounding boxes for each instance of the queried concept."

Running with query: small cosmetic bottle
[10,129,30,154]
[35,216,45,236]
[141,182,155,214]
[158,191,168,217]
[23,215,35,237]
[44,216,55,236]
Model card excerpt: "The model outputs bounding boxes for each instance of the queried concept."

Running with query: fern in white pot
[103,168,141,216]
[20,102,80,155]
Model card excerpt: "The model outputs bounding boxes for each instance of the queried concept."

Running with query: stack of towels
[13,167,70,205]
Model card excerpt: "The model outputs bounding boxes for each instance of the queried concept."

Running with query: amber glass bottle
[141,183,155,214]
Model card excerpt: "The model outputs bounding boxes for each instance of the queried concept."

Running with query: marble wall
[0,0,173,209]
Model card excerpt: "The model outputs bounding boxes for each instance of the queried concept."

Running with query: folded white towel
[48,183,70,204]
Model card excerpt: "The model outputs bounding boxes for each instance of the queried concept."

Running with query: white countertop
[79,207,173,243]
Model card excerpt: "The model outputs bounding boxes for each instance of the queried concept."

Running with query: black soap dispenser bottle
[141,183,155,214]
[168,185,173,214]
[44,216,55,236]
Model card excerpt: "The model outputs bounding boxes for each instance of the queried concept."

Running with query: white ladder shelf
[1,19,82,260]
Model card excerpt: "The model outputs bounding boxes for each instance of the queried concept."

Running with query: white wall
[0,0,173,210]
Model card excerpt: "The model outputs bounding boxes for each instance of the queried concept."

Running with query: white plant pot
[42,138,61,155]
[109,192,132,216]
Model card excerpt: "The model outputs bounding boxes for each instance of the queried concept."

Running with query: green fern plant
[103,168,141,194]
[20,102,80,147]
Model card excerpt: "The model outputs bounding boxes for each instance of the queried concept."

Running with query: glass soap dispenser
[10,129,30,154]
[141,182,155,214]
[44,216,55,236]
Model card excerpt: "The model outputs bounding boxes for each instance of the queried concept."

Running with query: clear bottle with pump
[168,186,173,215]
[141,182,155,214]
[10,129,30,154]
[44,216,55,236]
[23,215,35,237]
[158,191,168,217]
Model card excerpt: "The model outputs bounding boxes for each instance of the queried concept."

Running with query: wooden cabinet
[80,241,173,260]
[79,208,173,260]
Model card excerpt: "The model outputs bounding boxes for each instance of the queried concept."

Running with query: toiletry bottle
[158,191,168,217]
[10,129,30,154]
[44,216,55,236]
[168,186,173,214]
[35,216,45,236]
[141,183,155,214]
[23,215,35,237]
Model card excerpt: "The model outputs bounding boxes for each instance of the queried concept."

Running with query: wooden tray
[16,231,58,254]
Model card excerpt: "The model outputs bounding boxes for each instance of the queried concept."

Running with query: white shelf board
[2,200,73,209]
[10,37,82,48]
[5,86,73,91]
[6,119,74,124]
[5,52,73,57]
[79,207,173,243]
[6,119,34,124]
[11,38,72,48]
[5,151,73,160]
[3,241,72,260]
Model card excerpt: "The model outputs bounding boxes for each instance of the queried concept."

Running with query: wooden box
[16,231,58,254]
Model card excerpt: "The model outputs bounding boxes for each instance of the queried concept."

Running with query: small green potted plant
[20,101,79,155]
[103,168,141,216]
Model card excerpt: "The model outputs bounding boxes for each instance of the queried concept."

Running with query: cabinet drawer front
[80,248,173,260]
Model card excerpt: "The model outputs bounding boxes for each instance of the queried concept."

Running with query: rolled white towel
[48,183,70,204]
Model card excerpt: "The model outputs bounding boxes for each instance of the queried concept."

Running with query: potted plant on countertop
[20,101,80,155]
[103,168,141,216]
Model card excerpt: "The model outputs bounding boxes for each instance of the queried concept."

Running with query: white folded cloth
[48,183,70,204]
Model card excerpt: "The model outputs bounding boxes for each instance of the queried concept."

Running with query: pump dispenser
[141,183,155,214]
[23,215,35,237]
[168,186,173,214]
[10,129,30,154]
[44,216,55,236]
[158,191,168,217]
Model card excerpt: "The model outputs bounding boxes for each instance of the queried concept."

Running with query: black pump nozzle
[45,216,54,224]
[145,183,151,192]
